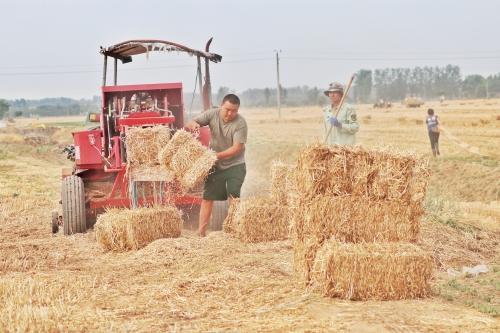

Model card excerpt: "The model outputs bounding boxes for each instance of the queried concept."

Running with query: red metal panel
[73,130,102,168]
[102,82,182,93]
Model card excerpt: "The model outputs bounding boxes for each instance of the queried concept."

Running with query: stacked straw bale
[290,144,431,300]
[311,240,433,300]
[125,126,171,165]
[269,160,291,205]
[95,206,182,251]
[158,130,217,191]
[223,198,289,243]
[295,195,420,244]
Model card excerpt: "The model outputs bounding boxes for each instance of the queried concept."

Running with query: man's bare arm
[216,143,245,160]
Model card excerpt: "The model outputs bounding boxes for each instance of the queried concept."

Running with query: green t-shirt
[193,108,248,170]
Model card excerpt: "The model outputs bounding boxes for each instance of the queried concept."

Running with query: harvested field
[1,100,499,331]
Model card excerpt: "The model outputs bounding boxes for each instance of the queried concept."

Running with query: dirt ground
[0,99,499,332]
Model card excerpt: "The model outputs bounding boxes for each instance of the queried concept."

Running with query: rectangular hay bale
[294,144,429,204]
[158,129,216,191]
[295,195,422,244]
[229,198,289,243]
[270,160,292,205]
[95,206,182,251]
[125,126,171,165]
[311,240,433,300]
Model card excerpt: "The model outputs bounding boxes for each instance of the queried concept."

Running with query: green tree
[0,99,9,119]
[354,69,372,103]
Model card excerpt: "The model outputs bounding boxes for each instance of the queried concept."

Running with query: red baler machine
[53,39,222,235]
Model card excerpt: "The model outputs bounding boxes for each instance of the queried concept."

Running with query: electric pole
[275,50,281,119]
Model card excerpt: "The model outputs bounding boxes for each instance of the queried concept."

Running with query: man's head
[220,94,240,123]
[324,82,344,105]
[427,108,434,116]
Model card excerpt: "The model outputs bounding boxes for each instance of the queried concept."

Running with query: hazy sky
[1,0,499,99]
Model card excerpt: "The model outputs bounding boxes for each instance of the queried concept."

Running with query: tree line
[1,64,499,118]
[353,65,500,103]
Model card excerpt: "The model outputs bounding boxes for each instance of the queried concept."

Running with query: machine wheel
[62,175,87,235]
[51,210,59,234]
[211,200,228,231]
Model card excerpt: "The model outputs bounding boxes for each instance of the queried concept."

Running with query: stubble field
[0,99,498,332]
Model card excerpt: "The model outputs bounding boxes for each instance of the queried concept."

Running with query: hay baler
[53,39,222,235]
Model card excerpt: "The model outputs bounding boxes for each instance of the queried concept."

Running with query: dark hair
[427,108,434,115]
[222,94,240,106]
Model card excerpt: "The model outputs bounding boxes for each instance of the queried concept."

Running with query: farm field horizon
[0,99,499,332]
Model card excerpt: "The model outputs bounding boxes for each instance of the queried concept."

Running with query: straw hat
[324,82,344,96]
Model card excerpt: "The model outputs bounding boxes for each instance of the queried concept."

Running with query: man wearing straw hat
[323,82,359,145]
[185,94,247,237]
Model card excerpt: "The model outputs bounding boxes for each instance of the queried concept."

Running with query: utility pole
[275,50,281,119]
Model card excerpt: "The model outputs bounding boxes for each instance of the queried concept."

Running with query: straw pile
[158,130,217,191]
[311,240,433,300]
[95,206,182,251]
[290,144,432,300]
[224,198,289,243]
[125,126,171,165]
[270,160,291,205]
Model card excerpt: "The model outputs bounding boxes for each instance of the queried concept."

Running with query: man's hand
[185,120,200,131]
[329,117,342,128]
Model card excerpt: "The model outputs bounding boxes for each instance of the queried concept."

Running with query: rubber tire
[211,200,228,231]
[62,175,87,235]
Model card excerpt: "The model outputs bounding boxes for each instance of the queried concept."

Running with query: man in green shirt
[323,82,359,145]
[185,94,247,237]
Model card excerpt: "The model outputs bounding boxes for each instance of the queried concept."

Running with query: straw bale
[95,206,182,251]
[158,129,216,191]
[311,240,433,300]
[270,160,291,205]
[230,198,290,243]
[170,140,206,175]
[128,164,174,182]
[125,126,171,165]
[180,150,217,191]
[293,144,429,203]
[295,195,421,244]
[222,198,240,234]
[158,129,195,168]
[292,238,321,284]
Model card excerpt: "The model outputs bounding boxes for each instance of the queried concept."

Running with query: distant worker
[440,95,445,104]
[185,94,247,237]
[323,82,359,145]
[426,108,440,157]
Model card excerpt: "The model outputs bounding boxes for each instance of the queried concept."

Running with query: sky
[0,0,499,99]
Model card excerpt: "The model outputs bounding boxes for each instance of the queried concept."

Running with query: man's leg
[198,199,214,237]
